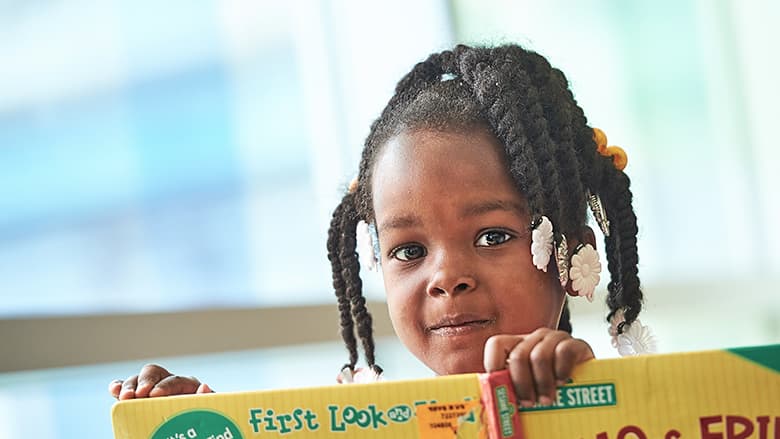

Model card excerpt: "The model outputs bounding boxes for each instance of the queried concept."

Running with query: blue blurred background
[1,0,778,437]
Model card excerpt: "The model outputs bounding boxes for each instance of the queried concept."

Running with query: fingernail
[519,400,534,408]
[556,379,566,387]
[538,396,552,406]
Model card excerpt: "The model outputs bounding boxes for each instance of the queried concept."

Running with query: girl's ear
[559,225,597,262]
[561,225,597,255]
[581,225,597,250]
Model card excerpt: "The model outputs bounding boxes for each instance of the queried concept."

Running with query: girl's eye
[391,244,426,261]
[476,230,514,247]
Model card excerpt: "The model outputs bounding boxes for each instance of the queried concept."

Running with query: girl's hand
[483,328,594,407]
[108,364,213,400]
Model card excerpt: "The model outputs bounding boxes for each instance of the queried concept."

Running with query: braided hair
[327,44,642,373]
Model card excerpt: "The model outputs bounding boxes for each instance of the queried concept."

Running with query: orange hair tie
[348,177,359,194]
[592,128,628,171]
[605,146,627,171]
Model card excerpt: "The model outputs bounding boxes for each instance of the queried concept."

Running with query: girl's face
[372,128,565,375]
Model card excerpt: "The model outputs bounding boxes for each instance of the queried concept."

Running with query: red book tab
[479,370,524,439]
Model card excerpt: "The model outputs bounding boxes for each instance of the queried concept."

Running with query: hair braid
[490,49,566,231]
[327,195,358,369]
[500,44,644,333]
[457,52,546,217]
[337,193,381,371]
[509,47,591,235]
[599,163,643,328]
[533,70,589,233]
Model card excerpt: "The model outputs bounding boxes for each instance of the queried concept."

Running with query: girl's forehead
[371,129,525,214]
[374,128,508,175]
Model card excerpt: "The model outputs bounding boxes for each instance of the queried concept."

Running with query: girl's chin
[424,335,492,376]
[428,355,486,376]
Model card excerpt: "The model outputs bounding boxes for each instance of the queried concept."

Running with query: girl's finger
[505,329,549,406]
[108,379,123,399]
[135,364,172,398]
[196,383,214,394]
[119,375,139,400]
[528,330,571,405]
[553,337,595,383]
[148,375,201,397]
[483,334,524,372]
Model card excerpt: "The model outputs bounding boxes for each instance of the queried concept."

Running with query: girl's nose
[425,254,477,297]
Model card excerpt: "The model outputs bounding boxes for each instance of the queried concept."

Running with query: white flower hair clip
[356,220,379,271]
[569,243,601,302]
[337,366,383,384]
[608,310,658,356]
[531,216,554,272]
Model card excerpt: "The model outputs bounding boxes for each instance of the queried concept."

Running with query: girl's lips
[426,314,495,336]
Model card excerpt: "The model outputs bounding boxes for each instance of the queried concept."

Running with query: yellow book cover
[111,344,780,439]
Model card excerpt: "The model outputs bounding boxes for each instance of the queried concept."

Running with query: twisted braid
[489,48,566,231]
[327,195,358,369]
[338,195,380,370]
[530,66,588,233]
[337,193,382,371]
[459,54,545,218]
[600,165,643,328]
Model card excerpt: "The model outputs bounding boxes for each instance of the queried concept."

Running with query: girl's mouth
[426,315,495,336]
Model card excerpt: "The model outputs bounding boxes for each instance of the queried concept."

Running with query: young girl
[110,43,649,408]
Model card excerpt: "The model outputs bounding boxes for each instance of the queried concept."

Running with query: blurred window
[0,0,453,316]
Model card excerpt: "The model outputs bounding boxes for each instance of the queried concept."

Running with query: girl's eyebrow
[379,214,421,231]
[459,199,527,218]
[379,199,526,231]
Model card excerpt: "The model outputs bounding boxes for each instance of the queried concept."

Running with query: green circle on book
[151,410,243,439]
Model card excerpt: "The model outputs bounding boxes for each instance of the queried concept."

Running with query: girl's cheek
[384,269,424,303]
